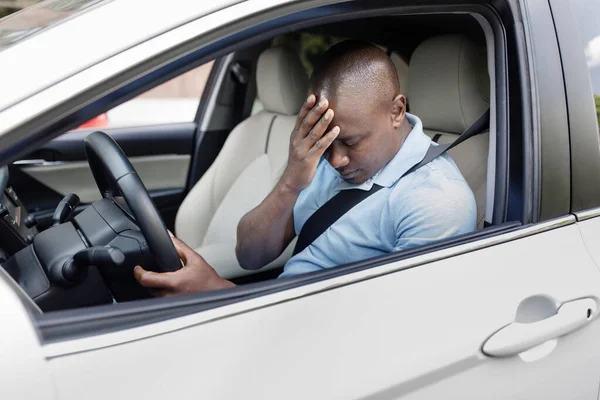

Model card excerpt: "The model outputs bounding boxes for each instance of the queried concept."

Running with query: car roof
[0,0,241,112]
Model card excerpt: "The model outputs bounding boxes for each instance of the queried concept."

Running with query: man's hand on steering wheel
[134,232,235,296]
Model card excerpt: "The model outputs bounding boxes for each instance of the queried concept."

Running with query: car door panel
[399,322,600,400]
[18,154,190,204]
[10,123,196,230]
[45,220,600,399]
[575,213,600,269]
[27,123,195,161]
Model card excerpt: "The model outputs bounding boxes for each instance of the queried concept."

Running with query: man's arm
[235,184,297,270]
[236,94,339,270]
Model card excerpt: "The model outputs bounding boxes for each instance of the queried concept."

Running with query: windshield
[0,0,108,52]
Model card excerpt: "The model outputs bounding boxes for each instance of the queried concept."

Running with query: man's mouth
[339,169,358,178]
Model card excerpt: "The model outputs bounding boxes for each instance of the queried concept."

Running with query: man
[134,40,476,295]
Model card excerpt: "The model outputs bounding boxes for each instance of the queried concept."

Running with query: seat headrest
[256,47,308,116]
[407,35,490,134]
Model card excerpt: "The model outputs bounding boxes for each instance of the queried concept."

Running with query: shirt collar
[334,113,432,191]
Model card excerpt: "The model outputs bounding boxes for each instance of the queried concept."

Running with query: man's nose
[327,145,350,169]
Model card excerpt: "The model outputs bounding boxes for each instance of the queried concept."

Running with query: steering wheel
[84,131,181,272]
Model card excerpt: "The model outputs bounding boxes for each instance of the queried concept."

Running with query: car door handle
[482,298,596,357]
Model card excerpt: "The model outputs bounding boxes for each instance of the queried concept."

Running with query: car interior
[0,11,519,317]
[177,29,491,283]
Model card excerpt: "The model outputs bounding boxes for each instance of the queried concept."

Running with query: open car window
[16,1,521,336]
[76,61,214,129]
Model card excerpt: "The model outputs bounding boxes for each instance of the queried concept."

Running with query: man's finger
[298,98,329,138]
[309,126,340,156]
[169,235,198,265]
[304,109,334,147]
[134,265,175,289]
[294,94,316,131]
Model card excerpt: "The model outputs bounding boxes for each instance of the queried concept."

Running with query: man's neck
[394,118,413,154]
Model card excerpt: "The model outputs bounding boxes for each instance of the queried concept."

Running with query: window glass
[0,0,107,52]
[569,0,600,130]
[77,61,213,129]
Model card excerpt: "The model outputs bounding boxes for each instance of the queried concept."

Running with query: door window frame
[15,0,549,348]
[546,0,600,214]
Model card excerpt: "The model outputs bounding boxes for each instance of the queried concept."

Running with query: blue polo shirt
[280,113,477,278]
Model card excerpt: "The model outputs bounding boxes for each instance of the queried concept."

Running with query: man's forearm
[236,182,299,270]
[236,94,337,270]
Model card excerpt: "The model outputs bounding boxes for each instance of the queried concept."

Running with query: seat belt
[292,109,490,257]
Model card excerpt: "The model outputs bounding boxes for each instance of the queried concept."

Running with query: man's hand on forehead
[279,94,340,194]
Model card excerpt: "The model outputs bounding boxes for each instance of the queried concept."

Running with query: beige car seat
[175,47,307,279]
[407,34,491,228]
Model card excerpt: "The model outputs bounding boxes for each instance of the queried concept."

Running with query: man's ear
[391,94,407,129]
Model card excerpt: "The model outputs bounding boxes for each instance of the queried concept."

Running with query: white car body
[2,0,600,399]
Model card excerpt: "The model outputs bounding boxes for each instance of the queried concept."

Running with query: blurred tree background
[273,33,346,74]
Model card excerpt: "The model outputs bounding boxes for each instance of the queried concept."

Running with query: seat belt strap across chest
[292,184,385,256]
[292,109,490,257]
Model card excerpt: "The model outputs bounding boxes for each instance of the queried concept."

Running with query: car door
[8,63,213,232]
[0,268,55,400]
[40,218,600,400]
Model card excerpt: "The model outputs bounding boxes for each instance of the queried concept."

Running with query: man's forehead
[315,87,361,112]
[331,90,385,120]
[330,107,371,139]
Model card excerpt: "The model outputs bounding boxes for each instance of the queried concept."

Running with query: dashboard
[0,163,155,312]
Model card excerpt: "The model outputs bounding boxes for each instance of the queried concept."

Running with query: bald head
[308,40,400,108]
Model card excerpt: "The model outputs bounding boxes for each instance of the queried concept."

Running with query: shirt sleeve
[392,173,477,252]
